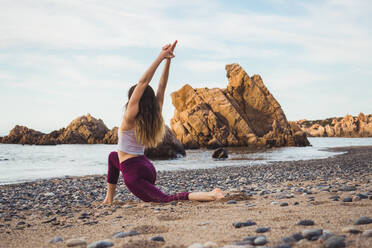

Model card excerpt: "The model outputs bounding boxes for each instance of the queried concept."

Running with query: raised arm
[124,44,175,127]
[157,40,177,111]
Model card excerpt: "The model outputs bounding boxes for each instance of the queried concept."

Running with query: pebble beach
[1,146,372,248]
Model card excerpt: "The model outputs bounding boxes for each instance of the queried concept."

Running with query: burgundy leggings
[107,151,189,203]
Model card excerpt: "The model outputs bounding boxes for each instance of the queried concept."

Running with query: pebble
[49,236,63,243]
[66,238,87,247]
[188,243,204,248]
[256,227,270,233]
[356,193,368,199]
[354,216,372,225]
[253,236,267,245]
[302,229,323,240]
[113,230,139,238]
[296,219,315,226]
[280,202,289,207]
[324,235,345,248]
[342,197,352,202]
[291,232,304,241]
[274,245,291,248]
[227,200,237,204]
[151,236,165,242]
[271,201,279,205]
[362,229,372,237]
[87,240,114,248]
[202,241,218,248]
[342,226,362,234]
[233,220,256,228]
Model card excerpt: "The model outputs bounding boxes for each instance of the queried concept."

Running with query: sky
[0,0,371,136]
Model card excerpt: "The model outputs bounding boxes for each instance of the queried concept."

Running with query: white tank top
[117,129,145,155]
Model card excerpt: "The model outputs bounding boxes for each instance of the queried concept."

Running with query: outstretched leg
[103,151,120,204]
[188,188,225,201]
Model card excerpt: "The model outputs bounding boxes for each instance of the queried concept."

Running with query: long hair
[126,85,165,148]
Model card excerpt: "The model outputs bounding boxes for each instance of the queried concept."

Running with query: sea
[1,137,372,185]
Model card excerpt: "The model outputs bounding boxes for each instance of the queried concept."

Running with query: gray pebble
[324,235,345,248]
[254,236,267,245]
[302,229,323,240]
[280,202,289,207]
[151,236,165,242]
[113,230,138,238]
[87,240,114,248]
[49,236,63,243]
[342,197,352,202]
[227,200,237,204]
[256,227,270,233]
[296,219,315,226]
[354,216,372,225]
[66,238,87,247]
[362,229,372,237]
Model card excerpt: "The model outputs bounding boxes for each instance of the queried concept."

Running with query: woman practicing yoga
[103,40,224,204]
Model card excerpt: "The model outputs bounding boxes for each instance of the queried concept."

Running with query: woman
[103,41,224,204]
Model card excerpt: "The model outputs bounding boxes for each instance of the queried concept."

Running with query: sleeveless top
[117,128,145,155]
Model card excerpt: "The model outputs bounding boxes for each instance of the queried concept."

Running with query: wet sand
[1,146,372,248]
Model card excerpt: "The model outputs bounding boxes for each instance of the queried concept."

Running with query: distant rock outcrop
[296,113,372,137]
[0,114,185,159]
[170,63,310,148]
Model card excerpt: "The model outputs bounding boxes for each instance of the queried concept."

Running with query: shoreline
[1,146,372,247]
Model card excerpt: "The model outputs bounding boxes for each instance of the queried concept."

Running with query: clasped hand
[160,40,177,60]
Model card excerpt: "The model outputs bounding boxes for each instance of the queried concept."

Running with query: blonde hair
[127,85,165,148]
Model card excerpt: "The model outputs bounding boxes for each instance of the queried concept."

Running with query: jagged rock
[296,113,372,137]
[170,63,310,148]
[145,126,186,159]
[1,115,185,159]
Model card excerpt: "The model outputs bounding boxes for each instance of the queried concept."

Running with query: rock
[49,236,63,243]
[362,229,372,237]
[256,227,270,233]
[66,238,87,247]
[170,64,310,148]
[356,193,368,199]
[302,229,323,240]
[296,219,315,226]
[324,235,345,248]
[342,226,362,234]
[113,230,139,238]
[212,148,228,159]
[188,243,204,248]
[342,197,352,202]
[145,125,186,159]
[253,236,267,245]
[233,220,256,228]
[296,113,372,138]
[280,202,289,207]
[227,200,237,204]
[203,241,218,248]
[354,216,372,225]
[291,232,304,241]
[87,240,114,248]
[150,236,165,242]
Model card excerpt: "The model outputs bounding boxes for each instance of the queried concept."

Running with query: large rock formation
[170,63,310,148]
[0,114,185,159]
[296,113,372,137]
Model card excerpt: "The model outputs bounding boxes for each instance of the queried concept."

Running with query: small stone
[296,219,315,226]
[197,221,210,226]
[256,227,270,233]
[113,230,139,238]
[352,196,361,201]
[324,235,345,248]
[319,230,334,241]
[342,197,352,202]
[354,216,372,225]
[203,241,218,248]
[362,229,372,237]
[233,220,256,228]
[253,236,267,245]
[291,232,304,241]
[66,238,87,247]
[87,240,114,248]
[274,245,291,248]
[294,202,299,205]
[188,243,204,248]
[341,186,356,191]
[302,229,323,240]
[271,201,279,205]
[49,236,63,243]
[342,226,362,234]
[151,236,165,242]
[242,236,257,242]
[356,193,368,199]
[280,202,289,207]
[227,200,237,204]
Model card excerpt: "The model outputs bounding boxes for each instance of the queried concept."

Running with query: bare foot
[102,198,113,205]
[212,188,225,200]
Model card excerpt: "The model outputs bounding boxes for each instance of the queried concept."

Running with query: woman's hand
[159,40,177,60]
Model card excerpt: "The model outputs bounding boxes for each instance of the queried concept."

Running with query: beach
[1,146,372,248]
